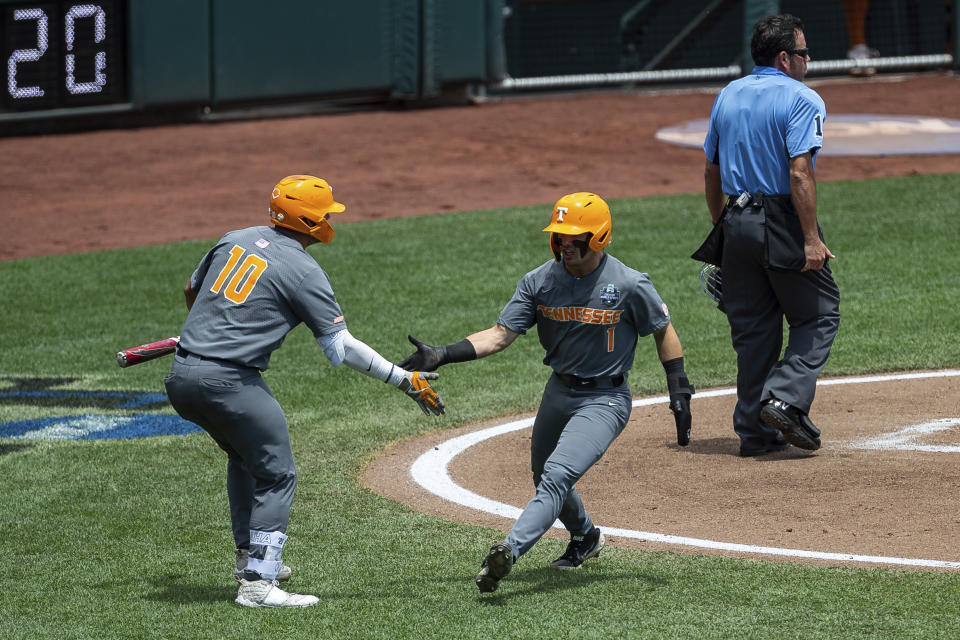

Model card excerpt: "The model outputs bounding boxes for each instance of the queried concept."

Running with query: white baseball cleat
[847,43,879,60]
[235,579,319,608]
[847,44,879,77]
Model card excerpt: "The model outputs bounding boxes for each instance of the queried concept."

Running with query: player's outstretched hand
[398,335,445,372]
[670,393,692,446]
[398,370,445,416]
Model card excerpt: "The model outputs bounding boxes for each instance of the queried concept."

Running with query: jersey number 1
[210,245,268,304]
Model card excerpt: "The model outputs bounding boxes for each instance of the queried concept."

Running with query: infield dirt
[363,372,960,569]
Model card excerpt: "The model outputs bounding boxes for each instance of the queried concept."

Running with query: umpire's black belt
[726,191,764,209]
[554,372,625,389]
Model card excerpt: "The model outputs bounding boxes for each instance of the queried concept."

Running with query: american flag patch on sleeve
[332,315,344,324]
[256,238,270,248]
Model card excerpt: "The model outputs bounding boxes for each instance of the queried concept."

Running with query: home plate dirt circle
[362,370,960,570]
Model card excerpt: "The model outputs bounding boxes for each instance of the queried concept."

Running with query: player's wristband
[442,339,477,364]
[663,357,694,397]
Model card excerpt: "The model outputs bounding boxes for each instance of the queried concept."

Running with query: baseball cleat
[847,44,878,77]
[235,579,318,608]
[234,548,291,582]
[476,543,514,593]
[760,399,821,451]
[550,526,605,569]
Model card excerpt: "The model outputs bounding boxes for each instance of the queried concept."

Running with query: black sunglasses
[787,48,810,58]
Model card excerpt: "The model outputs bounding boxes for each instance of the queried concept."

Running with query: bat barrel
[116,336,179,368]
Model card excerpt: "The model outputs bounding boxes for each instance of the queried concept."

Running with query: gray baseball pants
[721,205,841,449]
[164,353,297,572]
[504,374,631,559]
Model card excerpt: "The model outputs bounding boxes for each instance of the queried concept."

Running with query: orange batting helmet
[542,192,612,261]
[269,175,345,244]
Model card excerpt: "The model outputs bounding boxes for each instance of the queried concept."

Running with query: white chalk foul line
[850,418,960,453]
[410,370,960,570]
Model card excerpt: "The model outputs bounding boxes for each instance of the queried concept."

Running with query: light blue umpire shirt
[703,66,826,197]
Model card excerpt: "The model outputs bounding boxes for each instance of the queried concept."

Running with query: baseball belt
[554,372,625,389]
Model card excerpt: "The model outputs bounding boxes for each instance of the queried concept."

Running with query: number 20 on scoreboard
[2,1,125,112]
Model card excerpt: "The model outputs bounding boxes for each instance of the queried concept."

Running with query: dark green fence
[496,0,956,91]
[1,0,955,133]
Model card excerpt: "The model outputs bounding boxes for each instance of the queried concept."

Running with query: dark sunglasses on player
[787,48,810,58]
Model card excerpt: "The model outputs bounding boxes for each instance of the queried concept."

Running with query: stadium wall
[1,0,955,135]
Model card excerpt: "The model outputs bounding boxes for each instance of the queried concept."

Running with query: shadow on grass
[0,442,34,456]
[472,567,668,603]
[143,575,238,604]
[284,563,663,602]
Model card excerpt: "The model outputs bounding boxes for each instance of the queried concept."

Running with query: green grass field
[1,174,958,639]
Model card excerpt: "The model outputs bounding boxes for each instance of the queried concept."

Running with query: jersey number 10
[210,245,268,304]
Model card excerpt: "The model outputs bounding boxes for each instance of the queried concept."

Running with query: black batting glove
[398,335,447,372]
[663,357,695,446]
[398,335,477,372]
[670,395,692,446]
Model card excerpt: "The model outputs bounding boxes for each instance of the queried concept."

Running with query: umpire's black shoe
[738,431,791,457]
[476,543,514,593]
[549,526,605,570]
[760,399,822,451]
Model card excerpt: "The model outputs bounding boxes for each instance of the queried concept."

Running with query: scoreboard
[2,1,125,113]
[0,0,493,133]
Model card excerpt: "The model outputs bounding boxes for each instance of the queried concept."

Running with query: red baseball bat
[116,336,180,368]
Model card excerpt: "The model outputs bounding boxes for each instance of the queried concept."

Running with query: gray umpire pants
[164,353,297,558]
[504,374,632,559]
[721,204,840,449]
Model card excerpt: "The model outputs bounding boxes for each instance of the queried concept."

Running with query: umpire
[702,14,840,456]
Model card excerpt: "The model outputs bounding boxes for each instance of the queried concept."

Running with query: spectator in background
[842,0,878,76]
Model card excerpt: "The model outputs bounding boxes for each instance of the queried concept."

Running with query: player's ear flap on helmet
[589,218,611,252]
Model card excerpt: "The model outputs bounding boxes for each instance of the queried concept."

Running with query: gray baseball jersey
[179,225,347,370]
[167,224,347,579]
[497,253,670,377]
[496,252,671,559]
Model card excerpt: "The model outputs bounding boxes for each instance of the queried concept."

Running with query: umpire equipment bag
[762,195,824,271]
[690,209,726,267]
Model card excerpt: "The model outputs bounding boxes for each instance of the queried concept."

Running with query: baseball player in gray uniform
[164,175,444,608]
[399,192,694,593]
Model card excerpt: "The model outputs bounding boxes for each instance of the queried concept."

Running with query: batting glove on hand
[398,335,446,372]
[670,394,693,447]
[664,357,695,447]
[398,370,445,416]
